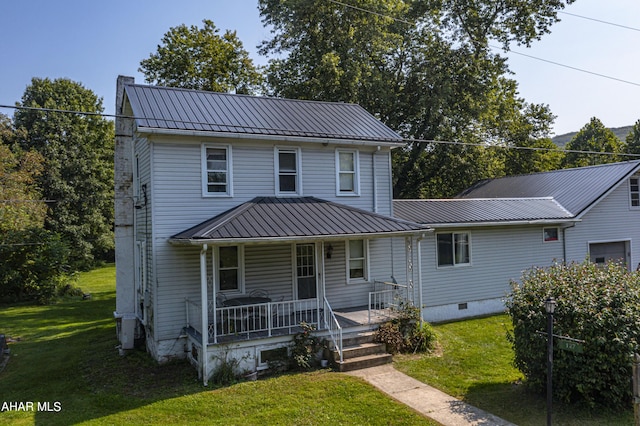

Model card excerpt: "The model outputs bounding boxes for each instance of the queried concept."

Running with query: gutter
[424,218,581,229]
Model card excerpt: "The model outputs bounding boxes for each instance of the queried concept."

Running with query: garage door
[589,242,627,266]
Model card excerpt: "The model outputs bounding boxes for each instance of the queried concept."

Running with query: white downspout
[200,244,209,386]
[417,234,426,326]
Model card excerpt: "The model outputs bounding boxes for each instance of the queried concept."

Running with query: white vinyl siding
[336,149,360,196]
[202,144,232,196]
[275,147,301,195]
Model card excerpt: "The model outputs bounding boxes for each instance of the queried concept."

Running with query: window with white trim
[217,246,244,293]
[630,173,640,208]
[202,145,232,196]
[347,239,368,281]
[336,149,359,195]
[437,232,471,267]
[275,147,301,195]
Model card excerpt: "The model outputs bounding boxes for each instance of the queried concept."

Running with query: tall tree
[259,0,570,198]
[14,78,115,268]
[0,113,46,233]
[139,19,264,94]
[563,117,624,168]
[625,119,640,156]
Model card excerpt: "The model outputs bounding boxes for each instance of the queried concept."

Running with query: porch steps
[331,332,392,372]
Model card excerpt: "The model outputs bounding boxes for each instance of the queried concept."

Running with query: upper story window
[336,149,360,196]
[437,232,471,267]
[347,239,369,282]
[630,173,640,208]
[275,147,301,195]
[543,227,559,242]
[202,144,232,197]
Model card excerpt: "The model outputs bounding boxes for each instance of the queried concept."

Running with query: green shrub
[290,322,327,370]
[506,260,640,408]
[0,228,73,304]
[375,302,437,354]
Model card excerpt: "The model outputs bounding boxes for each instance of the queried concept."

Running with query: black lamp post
[545,297,557,426]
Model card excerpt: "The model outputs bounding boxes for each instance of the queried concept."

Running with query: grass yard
[394,315,635,425]
[0,265,435,425]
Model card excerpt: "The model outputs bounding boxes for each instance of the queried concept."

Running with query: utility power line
[559,11,640,32]
[1,102,638,158]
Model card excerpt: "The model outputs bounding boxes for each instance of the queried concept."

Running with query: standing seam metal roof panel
[124,84,403,142]
[458,161,640,216]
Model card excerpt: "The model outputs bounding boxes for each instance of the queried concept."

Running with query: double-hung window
[347,239,368,282]
[630,173,640,208]
[218,246,243,293]
[276,147,301,195]
[202,145,232,196]
[437,232,471,267]
[336,150,359,195]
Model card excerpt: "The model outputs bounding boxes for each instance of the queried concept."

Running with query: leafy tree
[563,117,624,168]
[139,19,264,94]
[259,0,569,198]
[625,119,640,156]
[14,78,115,268]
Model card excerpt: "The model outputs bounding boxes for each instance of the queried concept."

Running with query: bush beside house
[506,260,640,408]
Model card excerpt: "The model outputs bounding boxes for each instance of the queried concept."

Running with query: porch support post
[200,244,209,386]
[317,241,324,330]
[405,237,414,305]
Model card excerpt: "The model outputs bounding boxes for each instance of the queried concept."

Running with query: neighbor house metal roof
[457,161,640,216]
[170,197,427,244]
[393,198,574,226]
[124,84,403,144]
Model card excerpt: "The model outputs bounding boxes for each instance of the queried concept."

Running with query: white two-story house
[113,77,427,383]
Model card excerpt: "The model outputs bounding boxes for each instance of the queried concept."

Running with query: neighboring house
[113,77,427,383]
[394,160,640,322]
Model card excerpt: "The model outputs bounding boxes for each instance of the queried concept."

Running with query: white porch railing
[323,297,343,363]
[184,298,323,344]
[369,280,408,323]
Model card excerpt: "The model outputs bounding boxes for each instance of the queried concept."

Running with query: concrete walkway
[347,364,516,426]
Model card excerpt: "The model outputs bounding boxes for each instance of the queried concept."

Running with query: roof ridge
[127,83,363,108]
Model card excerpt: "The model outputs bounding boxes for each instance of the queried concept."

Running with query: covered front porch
[169,197,428,383]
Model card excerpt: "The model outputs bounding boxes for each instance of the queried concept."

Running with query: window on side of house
[543,227,559,242]
[336,149,359,195]
[630,173,640,208]
[218,246,243,293]
[347,239,368,282]
[437,232,471,267]
[276,147,301,195]
[202,145,232,196]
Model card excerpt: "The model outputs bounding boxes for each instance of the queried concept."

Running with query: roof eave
[135,126,405,148]
[423,218,580,228]
[168,229,431,246]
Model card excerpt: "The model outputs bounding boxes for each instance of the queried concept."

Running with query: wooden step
[329,332,393,372]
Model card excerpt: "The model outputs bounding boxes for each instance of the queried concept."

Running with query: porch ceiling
[169,197,429,245]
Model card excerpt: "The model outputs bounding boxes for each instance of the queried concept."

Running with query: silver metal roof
[124,84,403,144]
[457,161,640,216]
[170,197,427,244]
[393,198,574,226]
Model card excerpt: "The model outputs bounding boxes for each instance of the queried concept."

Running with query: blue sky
[1,0,638,136]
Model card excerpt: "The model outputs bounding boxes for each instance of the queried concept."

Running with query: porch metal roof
[124,84,403,144]
[457,160,640,217]
[170,197,428,244]
[393,198,575,226]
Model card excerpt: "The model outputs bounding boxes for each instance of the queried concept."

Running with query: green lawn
[0,265,435,425]
[394,315,634,425]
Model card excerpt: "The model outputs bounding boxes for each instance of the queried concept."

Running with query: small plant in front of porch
[290,322,328,370]
[374,302,436,354]
[210,345,251,386]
